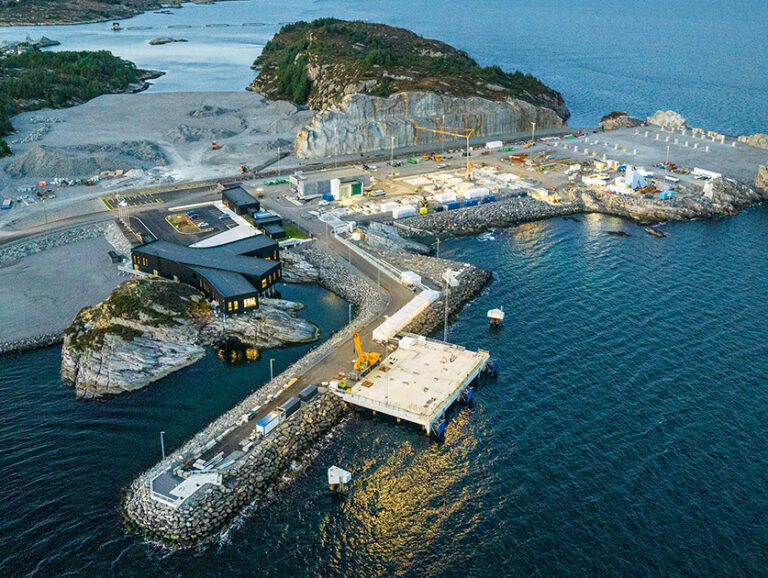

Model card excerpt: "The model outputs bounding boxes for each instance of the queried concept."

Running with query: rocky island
[248,19,569,159]
[61,277,319,398]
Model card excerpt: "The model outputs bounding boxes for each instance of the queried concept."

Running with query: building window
[227,302,232,311]
[243,297,257,308]
[277,268,281,278]
[153,269,159,276]
[233,301,238,311]
[261,279,267,289]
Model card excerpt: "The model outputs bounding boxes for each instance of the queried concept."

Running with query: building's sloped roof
[222,186,259,207]
[190,267,256,298]
[263,223,286,236]
[216,235,277,256]
[134,240,275,277]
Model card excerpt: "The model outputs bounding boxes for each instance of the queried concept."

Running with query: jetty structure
[332,333,490,436]
[488,307,505,326]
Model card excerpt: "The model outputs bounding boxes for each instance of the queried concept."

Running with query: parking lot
[138,202,236,246]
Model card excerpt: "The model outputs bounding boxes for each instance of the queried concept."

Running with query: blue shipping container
[464,199,479,207]
[660,191,674,200]
[445,201,461,210]
[322,193,334,201]
[299,385,318,402]
[481,195,496,204]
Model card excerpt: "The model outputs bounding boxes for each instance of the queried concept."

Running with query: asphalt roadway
[200,215,416,460]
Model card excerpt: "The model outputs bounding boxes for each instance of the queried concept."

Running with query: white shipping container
[255,411,282,436]
[379,201,399,212]
[400,271,422,285]
[433,192,457,203]
[392,205,417,219]
[486,140,503,150]
[463,187,490,199]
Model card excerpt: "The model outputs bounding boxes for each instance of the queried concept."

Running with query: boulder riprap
[599,111,642,131]
[61,278,319,398]
[646,110,688,130]
[278,248,321,283]
[743,134,768,150]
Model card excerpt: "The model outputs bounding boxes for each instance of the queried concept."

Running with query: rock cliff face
[646,110,688,130]
[294,91,566,159]
[599,111,643,131]
[61,278,319,398]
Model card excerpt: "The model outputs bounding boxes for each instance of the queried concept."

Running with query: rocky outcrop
[278,248,320,283]
[599,111,642,131]
[149,37,187,45]
[754,163,768,193]
[294,92,566,159]
[61,278,319,398]
[564,178,768,224]
[646,110,688,130]
[743,134,768,150]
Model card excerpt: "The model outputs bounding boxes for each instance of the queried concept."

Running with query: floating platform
[332,334,490,435]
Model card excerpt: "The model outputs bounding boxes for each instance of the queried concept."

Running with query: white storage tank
[392,205,417,219]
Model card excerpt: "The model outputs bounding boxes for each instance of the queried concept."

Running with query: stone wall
[294,92,566,159]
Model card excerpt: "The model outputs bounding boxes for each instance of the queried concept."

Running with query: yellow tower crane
[412,124,476,178]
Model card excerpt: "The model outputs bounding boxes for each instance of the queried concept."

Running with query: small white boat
[487,307,504,326]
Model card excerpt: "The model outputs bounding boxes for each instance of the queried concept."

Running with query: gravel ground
[0,222,131,351]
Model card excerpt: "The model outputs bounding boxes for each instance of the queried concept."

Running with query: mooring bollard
[705,145,710,152]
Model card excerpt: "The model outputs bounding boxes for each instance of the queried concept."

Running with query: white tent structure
[372,289,440,342]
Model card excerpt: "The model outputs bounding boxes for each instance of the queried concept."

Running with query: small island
[149,37,188,46]
[249,18,568,119]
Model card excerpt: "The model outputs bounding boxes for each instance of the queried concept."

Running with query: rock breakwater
[124,392,347,547]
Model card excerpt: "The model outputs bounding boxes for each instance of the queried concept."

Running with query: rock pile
[279,248,321,283]
[743,134,768,150]
[646,110,688,130]
[124,392,347,547]
[756,163,768,193]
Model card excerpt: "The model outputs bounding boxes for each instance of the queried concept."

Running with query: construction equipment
[413,124,475,178]
[238,164,249,174]
[352,331,381,374]
[211,141,219,150]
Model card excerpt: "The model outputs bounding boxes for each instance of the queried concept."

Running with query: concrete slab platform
[334,334,489,432]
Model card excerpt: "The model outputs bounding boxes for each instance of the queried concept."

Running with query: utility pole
[443,277,449,343]
[531,121,537,143]
[277,145,281,176]
[436,237,440,260]
[160,431,166,460]
[666,145,670,165]
[441,114,445,158]
[270,358,274,381]
[334,127,338,169]
[348,303,352,324]
[377,267,380,289]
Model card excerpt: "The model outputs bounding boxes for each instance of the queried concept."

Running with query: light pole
[436,237,440,260]
[277,145,281,176]
[531,121,537,143]
[665,145,670,165]
[441,114,445,158]
[334,127,338,169]
[443,278,449,343]
[390,136,395,175]
[348,303,352,324]
[160,431,166,460]
[270,358,274,381]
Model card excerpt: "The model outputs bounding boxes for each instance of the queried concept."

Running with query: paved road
[203,216,416,459]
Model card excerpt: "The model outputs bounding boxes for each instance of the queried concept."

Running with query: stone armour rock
[294,92,566,159]
[646,110,688,130]
[598,111,643,131]
[744,134,768,150]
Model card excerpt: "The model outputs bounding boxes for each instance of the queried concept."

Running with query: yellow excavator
[352,331,381,374]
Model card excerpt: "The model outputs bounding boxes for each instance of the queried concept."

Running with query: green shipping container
[351,182,362,195]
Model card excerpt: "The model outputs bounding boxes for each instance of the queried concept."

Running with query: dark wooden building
[132,236,281,315]
[221,185,260,216]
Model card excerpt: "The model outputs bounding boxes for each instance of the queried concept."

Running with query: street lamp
[531,121,537,144]
[160,431,166,460]
[270,358,275,381]
[348,303,352,324]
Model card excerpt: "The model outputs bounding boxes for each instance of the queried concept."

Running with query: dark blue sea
[0,0,766,133]
[3,209,768,575]
[2,0,768,574]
